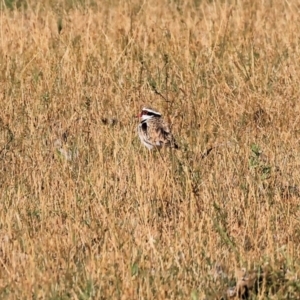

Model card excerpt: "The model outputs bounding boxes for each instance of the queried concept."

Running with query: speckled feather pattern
[138,108,178,150]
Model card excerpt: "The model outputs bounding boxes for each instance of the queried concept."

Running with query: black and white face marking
[140,108,162,121]
[142,108,161,116]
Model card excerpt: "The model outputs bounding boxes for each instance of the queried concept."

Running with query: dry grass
[0,0,300,298]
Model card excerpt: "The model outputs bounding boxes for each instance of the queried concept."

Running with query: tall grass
[0,0,300,298]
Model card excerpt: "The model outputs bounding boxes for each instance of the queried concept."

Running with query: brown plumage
[137,107,178,150]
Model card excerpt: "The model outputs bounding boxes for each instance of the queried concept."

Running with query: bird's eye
[142,111,148,115]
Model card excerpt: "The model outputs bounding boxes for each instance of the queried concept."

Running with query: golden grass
[0,0,300,298]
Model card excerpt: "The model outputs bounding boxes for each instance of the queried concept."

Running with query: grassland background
[0,0,300,299]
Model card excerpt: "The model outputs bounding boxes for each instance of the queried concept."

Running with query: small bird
[137,107,178,150]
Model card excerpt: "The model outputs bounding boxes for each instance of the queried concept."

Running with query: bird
[137,107,178,150]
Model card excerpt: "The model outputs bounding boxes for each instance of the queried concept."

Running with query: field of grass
[1,0,300,298]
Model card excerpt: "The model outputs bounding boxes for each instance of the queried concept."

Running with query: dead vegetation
[0,0,300,298]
